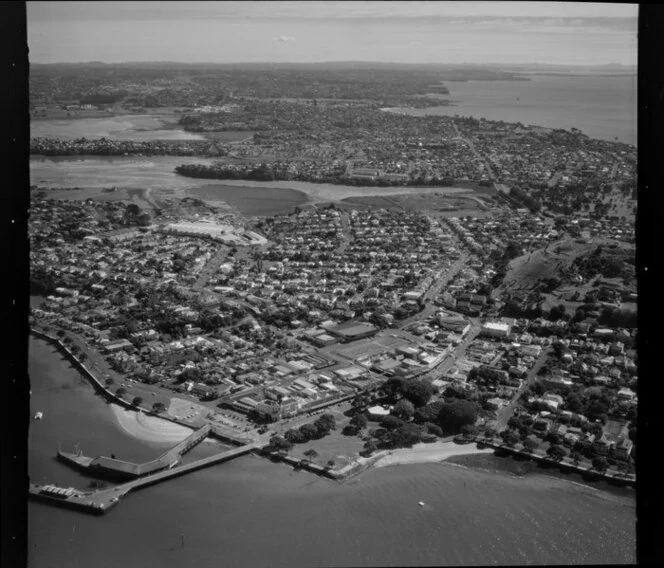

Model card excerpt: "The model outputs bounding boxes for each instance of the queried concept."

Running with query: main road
[494,346,552,430]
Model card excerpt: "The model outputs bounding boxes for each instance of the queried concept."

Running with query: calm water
[29,336,635,566]
[31,115,206,141]
[385,75,637,145]
[188,184,309,216]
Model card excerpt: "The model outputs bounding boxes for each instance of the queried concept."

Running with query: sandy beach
[373,441,494,468]
[109,404,195,444]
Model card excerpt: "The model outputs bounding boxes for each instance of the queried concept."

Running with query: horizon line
[30,60,637,68]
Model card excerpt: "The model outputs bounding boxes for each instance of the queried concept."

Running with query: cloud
[276,35,296,43]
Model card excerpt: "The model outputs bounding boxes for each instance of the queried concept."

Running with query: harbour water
[28,336,635,566]
[384,74,637,146]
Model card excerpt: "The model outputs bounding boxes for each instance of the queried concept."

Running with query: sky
[27,1,638,66]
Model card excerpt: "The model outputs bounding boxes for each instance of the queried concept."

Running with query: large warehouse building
[162,221,267,246]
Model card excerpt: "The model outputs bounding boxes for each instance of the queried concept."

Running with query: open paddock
[330,333,415,361]
[341,191,494,217]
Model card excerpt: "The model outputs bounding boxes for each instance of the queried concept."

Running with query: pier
[31,442,261,514]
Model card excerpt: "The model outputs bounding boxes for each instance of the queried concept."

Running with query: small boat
[418,501,425,507]
[34,412,43,421]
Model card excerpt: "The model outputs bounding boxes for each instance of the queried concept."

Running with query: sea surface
[28,336,636,567]
[384,75,637,145]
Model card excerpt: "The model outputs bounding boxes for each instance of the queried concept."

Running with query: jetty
[32,441,261,515]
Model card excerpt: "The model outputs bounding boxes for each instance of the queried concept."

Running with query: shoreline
[180,177,474,202]
[444,452,636,498]
[371,440,494,469]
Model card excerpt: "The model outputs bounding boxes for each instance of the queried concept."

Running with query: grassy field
[288,408,368,469]
[501,238,598,292]
[341,191,491,217]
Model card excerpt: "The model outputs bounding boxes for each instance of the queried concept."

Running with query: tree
[502,431,520,447]
[523,438,539,452]
[299,423,319,440]
[392,399,415,421]
[56,329,66,338]
[268,435,292,453]
[592,456,609,472]
[105,378,115,386]
[381,415,405,430]
[414,400,444,424]
[352,394,370,410]
[547,444,567,461]
[132,396,143,407]
[384,377,406,398]
[152,402,166,412]
[460,424,478,438]
[438,400,479,434]
[313,415,335,437]
[79,353,88,362]
[362,440,378,456]
[284,428,307,444]
[401,379,437,407]
[303,449,319,462]
[350,413,368,430]
[116,387,127,397]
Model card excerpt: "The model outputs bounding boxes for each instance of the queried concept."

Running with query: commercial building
[162,221,267,246]
[328,322,378,343]
[480,321,511,338]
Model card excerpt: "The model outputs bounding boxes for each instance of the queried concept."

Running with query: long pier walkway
[31,441,261,515]
[84,442,261,510]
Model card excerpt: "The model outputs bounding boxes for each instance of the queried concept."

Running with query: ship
[34,411,43,421]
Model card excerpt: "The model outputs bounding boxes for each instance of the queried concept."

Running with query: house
[563,432,580,447]
[613,437,633,460]
[533,417,552,433]
[592,433,611,455]
[104,339,134,353]
[549,424,568,442]
[542,376,573,390]
[486,397,505,411]
[617,387,637,401]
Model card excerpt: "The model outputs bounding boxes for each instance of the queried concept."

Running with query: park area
[281,403,368,469]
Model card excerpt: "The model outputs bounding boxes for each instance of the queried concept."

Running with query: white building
[480,322,511,338]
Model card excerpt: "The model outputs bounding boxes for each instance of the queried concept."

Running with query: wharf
[33,442,261,515]
[29,483,119,515]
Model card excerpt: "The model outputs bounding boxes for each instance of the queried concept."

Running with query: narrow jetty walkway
[85,442,261,511]
[33,441,261,515]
